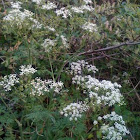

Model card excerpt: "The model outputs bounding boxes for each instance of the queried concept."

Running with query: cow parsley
[56,7,71,18]
[46,26,55,32]
[32,0,44,5]
[10,1,22,9]
[83,0,93,4]
[0,74,19,91]
[100,112,130,140]
[3,9,34,27]
[71,7,84,13]
[81,5,94,11]
[68,60,98,75]
[42,1,57,10]
[41,39,56,52]
[60,101,89,121]
[72,74,123,106]
[82,22,98,32]
[19,65,37,76]
[60,35,69,48]
[30,78,64,96]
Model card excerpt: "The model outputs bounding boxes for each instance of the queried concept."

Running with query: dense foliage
[0,0,140,139]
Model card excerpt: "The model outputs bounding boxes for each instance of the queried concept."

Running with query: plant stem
[48,54,55,81]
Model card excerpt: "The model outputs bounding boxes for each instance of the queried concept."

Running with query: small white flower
[74,118,77,121]
[69,117,73,121]
[98,116,102,120]
[64,113,68,117]
[93,120,98,125]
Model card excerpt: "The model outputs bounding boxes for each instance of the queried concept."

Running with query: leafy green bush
[0,0,140,139]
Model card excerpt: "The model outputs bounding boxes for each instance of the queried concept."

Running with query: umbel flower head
[60,101,89,121]
[82,22,98,32]
[100,112,130,140]
[32,0,44,5]
[19,65,37,76]
[41,38,56,52]
[56,7,71,18]
[10,1,22,9]
[41,1,57,10]
[0,74,19,91]
[30,78,64,96]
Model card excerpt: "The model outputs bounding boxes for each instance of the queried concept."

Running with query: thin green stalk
[25,38,32,65]
[48,54,55,81]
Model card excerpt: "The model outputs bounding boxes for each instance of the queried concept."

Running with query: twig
[124,81,140,95]
[85,53,119,61]
[129,79,140,102]
[79,41,140,55]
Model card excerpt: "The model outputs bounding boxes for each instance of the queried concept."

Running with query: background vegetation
[0,0,140,139]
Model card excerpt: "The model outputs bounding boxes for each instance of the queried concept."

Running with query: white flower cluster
[3,3,42,29]
[71,5,94,14]
[71,7,84,13]
[72,74,123,106]
[19,65,37,76]
[67,59,123,106]
[42,1,57,10]
[89,90,123,106]
[89,80,123,106]
[46,26,55,32]
[31,78,51,96]
[30,18,43,29]
[81,5,94,11]
[0,74,19,91]
[3,9,33,26]
[100,112,130,140]
[49,81,64,94]
[10,1,22,9]
[56,7,71,18]
[60,102,89,121]
[60,35,69,48]
[82,22,98,32]
[103,112,125,124]
[69,60,98,75]
[83,0,93,4]
[31,78,64,96]
[41,39,56,52]
[32,0,44,5]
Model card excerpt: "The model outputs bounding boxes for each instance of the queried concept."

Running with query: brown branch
[79,41,140,55]
[124,81,140,95]
[129,79,140,103]
[85,53,119,61]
